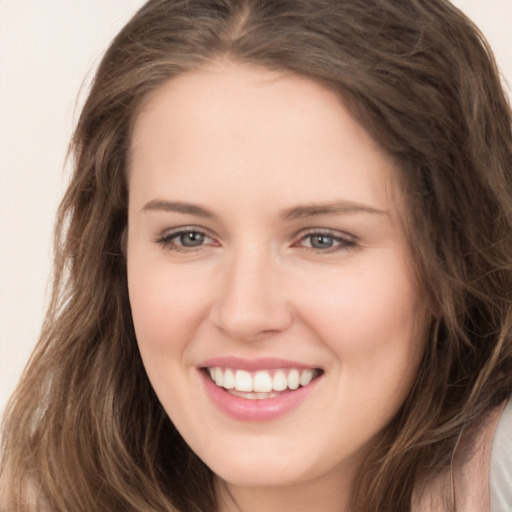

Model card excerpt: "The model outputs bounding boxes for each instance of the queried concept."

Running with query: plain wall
[1,0,511,416]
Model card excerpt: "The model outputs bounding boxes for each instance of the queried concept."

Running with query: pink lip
[199,365,321,422]
[199,356,318,372]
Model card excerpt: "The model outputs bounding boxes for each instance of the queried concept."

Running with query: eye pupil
[310,234,334,249]
[180,231,205,247]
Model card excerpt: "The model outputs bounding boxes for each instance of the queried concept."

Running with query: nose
[209,247,293,341]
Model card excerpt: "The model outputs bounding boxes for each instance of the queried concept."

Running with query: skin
[127,60,425,512]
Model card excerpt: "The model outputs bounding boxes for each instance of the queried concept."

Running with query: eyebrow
[142,200,215,218]
[142,199,386,220]
[281,201,386,221]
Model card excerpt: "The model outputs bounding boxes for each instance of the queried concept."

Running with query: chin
[202,447,319,489]
[216,466,307,489]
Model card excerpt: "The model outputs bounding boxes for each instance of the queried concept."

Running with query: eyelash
[155,227,217,253]
[155,227,357,254]
[293,229,357,253]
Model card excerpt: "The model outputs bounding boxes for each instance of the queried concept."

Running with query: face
[127,61,424,501]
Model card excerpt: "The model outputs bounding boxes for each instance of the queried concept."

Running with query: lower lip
[200,370,320,421]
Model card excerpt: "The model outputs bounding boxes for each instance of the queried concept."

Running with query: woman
[1,0,511,510]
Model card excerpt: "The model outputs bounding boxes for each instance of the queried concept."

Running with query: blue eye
[308,234,336,249]
[157,228,214,252]
[297,230,356,252]
[175,231,206,247]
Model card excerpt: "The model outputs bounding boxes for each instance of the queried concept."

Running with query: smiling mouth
[204,367,323,399]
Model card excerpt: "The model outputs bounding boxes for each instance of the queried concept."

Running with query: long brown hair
[2,1,512,510]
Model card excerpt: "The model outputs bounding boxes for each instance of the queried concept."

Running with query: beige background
[1,0,511,415]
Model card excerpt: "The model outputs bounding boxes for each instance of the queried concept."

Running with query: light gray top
[490,398,512,512]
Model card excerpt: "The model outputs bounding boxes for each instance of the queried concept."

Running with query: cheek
[301,262,417,337]
[127,256,210,356]
[127,258,209,416]
[298,263,422,440]
[294,255,422,389]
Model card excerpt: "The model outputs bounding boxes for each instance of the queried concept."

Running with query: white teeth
[234,370,253,392]
[230,390,280,400]
[207,367,318,394]
[300,368,314,387]
[272,370,288,391]
[214,367,224,387]
[223,368,235,389]
[253,371,273,392]
[288,369,300,390]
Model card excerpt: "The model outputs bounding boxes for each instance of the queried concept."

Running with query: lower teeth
[228,389,285,400]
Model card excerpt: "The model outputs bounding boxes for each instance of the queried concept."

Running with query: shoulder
[412,399,510,512]
[490,398,512,512]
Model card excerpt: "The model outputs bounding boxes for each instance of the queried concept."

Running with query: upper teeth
[207,367,317,393]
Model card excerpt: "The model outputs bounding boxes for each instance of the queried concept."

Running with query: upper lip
[199,356,321,372]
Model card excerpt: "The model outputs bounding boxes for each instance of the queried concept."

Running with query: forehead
[129,61,402,215]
